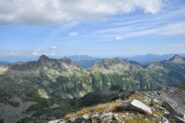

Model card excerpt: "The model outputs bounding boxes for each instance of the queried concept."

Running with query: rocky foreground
[49,86,185,123]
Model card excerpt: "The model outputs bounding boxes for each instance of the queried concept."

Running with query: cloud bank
[0,0,165,24]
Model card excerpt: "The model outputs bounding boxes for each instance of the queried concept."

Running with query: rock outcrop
[121,99,152,114]
[162,102,184,118]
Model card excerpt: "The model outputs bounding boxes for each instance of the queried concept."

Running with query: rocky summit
[48,86,185,123]
[0,55,185,123]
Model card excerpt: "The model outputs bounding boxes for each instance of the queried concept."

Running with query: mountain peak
[38,55,51,63]
[100,58,123,65]
[93,58,128,69]
[169,55,185,64]
[171,54,182,58]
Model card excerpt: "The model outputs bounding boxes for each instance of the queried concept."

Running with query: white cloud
[0,49,30,56]
[167,43,185,50]
[32,46,59,56]
[115,36,123,41]
[0,46,59,56]
[32,48,42,56]
[69,32,79,37]
[51,46,57,50]
[158,22,185,36]
[130,21,185,37]
[97,21,185,40]
[50,46,58,56]
[0,0,165,24]
[8,50,21,56]
[135,0,165,14]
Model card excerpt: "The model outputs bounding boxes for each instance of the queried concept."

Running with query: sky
[0,0,185,58]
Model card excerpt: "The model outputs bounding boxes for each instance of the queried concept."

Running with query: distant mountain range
[67,54,185,68]
[1,54,185,68]
[0,54,185,122]
[125,54,185,64]
[67,55,101,68]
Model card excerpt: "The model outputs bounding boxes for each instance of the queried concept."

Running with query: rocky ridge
[49,85,185,123]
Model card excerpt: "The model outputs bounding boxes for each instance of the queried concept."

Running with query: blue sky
[0,0,185,57]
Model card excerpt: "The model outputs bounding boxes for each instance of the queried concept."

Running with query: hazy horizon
[0,53,185,63]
